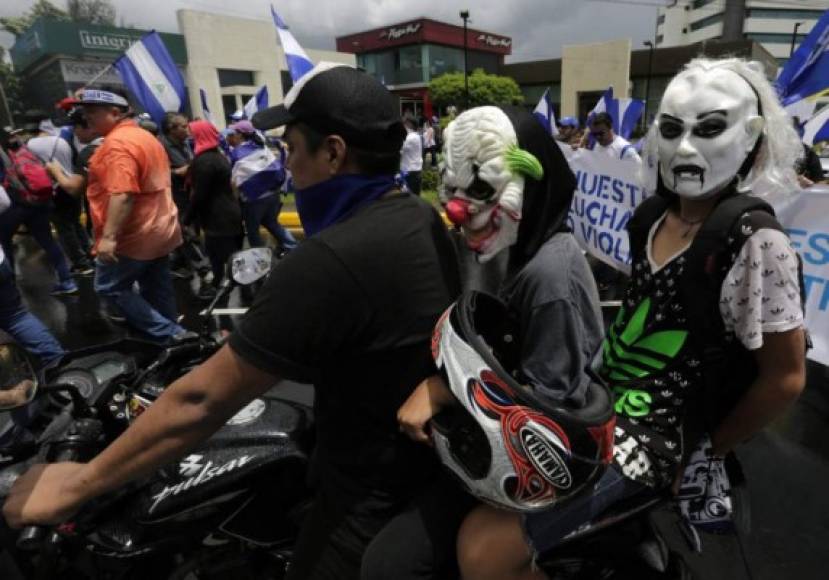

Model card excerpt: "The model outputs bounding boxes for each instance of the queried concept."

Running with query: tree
[429,69,524,111]
[0,0,68,38]
[67,0,117,26]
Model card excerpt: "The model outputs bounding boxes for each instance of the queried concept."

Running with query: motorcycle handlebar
[15,446,78,551]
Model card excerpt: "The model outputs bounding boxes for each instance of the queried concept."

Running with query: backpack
[627,192,808,462]
[5,146,54,206]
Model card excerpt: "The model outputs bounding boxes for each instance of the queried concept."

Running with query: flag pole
[82,62,117,90]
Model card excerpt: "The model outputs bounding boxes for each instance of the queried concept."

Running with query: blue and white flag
[586,87,644,143]
[243,86,269,120]
[270,6,314,83]
[199,88,213,124]
[803,104,829,146]
[533,89,559,137]
[776,9,829,107]
[230,142,286,202]
[113,31,185,124]
[617,98,645,140]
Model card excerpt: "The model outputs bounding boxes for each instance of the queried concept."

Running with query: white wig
[641,57,801,199]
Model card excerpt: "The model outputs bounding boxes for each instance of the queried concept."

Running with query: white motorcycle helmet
[431,292,615,512]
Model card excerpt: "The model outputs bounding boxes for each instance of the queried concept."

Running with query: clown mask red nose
[446,198,471,226]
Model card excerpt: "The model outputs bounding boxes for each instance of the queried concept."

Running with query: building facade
[9,18,187,114]
[501,39,776,129]
[336,18,511,118]
[656,1,826,65]
[9,11,354,128]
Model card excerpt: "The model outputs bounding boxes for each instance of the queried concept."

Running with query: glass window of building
[221,95,238,120]
[746,32,808,44]
[217,69,255,87]
[746,9,824,20]
[397,45,424,84]
[427,44,465,79]
[690,13,723,32]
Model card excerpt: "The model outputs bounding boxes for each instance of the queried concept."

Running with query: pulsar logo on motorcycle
[149,454,255,513]
[179,454,205,477]
[519,425,572,490]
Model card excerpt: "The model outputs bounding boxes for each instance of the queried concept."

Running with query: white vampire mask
[441,107,543,263]
[656,68,764,199]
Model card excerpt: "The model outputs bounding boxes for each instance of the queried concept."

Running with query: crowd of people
[0,56,823,580]
[0,86,297,351]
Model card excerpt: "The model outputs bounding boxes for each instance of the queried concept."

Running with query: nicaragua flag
[803,104,829,147]
[533,89,559,137]
[230,142,286,202]
[776,9,829,107]
[617,98,645,139]
[243,86,269,120]
[199,88,213,124]
[270,6,314,83]
[113,31,185,124]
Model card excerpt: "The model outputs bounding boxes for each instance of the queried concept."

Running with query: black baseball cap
[252,63,406,152]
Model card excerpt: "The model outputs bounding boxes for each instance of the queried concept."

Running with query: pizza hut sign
[380,23,422,41]
[477,34,511,48]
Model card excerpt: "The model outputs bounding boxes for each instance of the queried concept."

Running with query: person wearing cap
[65,86,187,342]
[556,116,582,148]
[3,63,462,580]
[228,120,297,254]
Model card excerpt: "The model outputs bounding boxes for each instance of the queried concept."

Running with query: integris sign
[79,30,138,52]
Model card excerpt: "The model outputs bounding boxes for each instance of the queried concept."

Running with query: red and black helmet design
[431,292,615,512]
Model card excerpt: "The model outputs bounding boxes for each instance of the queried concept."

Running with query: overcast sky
[1,0,662,63]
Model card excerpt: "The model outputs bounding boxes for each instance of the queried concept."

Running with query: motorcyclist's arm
[3,344,277,527]
[710,327,806,456]
[76,344,276,498]
[398,374,455,444]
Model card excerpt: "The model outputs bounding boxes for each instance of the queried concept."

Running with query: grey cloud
[1,0,657,61]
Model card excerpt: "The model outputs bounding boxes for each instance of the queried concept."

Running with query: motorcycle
[0,248,315,580]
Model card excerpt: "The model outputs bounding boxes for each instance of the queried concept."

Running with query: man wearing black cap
[5,63,461,579]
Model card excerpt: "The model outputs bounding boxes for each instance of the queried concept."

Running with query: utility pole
[643,40,654,132]
[460,10,470,110]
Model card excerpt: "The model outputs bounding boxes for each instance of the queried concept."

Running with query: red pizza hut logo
[476,34,511,48]
[380,23,421,41]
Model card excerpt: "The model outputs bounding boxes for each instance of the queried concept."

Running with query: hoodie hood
[189,120,220,156]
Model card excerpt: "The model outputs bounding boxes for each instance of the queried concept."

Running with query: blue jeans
[523,466,653,556]
[0,203,73,283]
[0,260,65,366]
[93,255,184,341]
[242,195,297,251]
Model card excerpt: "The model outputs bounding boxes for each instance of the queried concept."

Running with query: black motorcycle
[0,248,314,580]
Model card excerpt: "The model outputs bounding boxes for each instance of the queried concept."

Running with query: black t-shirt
[229,192,460,488]
[186,149,242,237]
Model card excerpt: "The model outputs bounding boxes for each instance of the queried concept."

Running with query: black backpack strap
[678,195,778,470]
[627,195,670,264]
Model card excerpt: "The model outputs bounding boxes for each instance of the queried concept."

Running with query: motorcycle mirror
[230,247,273,286]
[0,342,39,411]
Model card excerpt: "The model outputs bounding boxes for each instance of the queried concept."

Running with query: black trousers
[405,171,423,196]
[51,190,91,269]
[287,469,474,580]
[204,234,243,286]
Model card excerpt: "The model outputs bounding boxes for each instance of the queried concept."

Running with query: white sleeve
[0,185,10,215]
[719,228,803,350]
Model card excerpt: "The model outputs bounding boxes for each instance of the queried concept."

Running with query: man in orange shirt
[70,87,188,342]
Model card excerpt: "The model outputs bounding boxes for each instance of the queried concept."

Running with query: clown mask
[656,67,764,200]
[441,107,543,263]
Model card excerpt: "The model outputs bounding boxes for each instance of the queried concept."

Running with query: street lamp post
[643,40,654,132]
[790,21,802,58]
[460,10,470,110]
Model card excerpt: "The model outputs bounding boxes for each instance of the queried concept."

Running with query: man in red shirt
[72,87,187,342]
